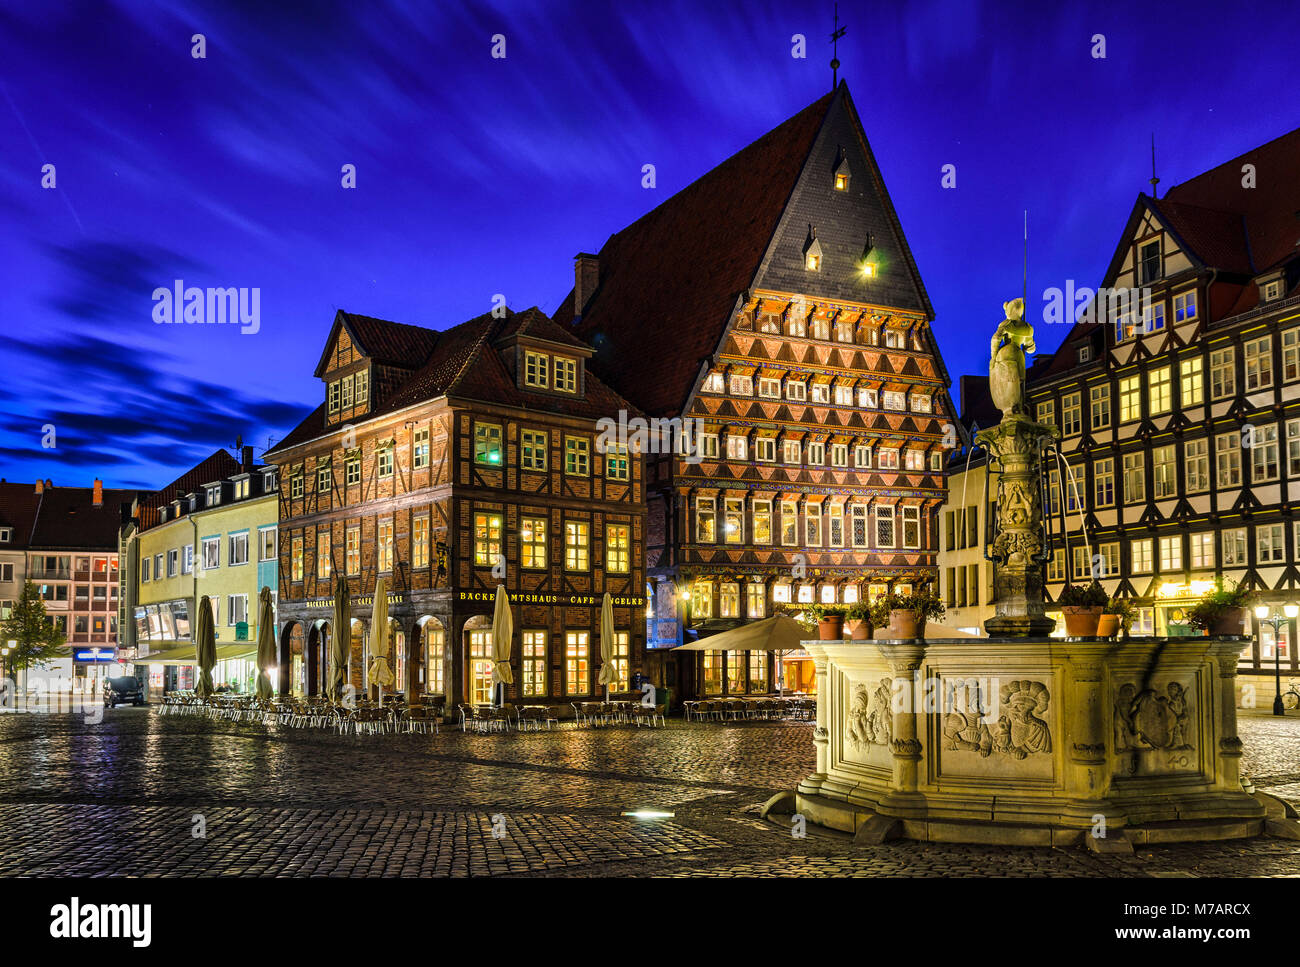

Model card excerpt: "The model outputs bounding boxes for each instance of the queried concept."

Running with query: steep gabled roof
[313,310,442,377]
[137,450,241,531]
[269,307,640,457]
[563,89,837,416]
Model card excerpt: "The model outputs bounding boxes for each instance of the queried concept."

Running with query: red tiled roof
[564,90,837,417]
[1158,125,1300,274]
[137,450,241,531]
[269,307,639,457]
[313,310,443,377]
[1148,198,1252,275]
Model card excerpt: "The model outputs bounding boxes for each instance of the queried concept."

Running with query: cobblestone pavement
[0,706,1298,876]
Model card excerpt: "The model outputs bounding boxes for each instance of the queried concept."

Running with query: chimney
[35,479,43,494]
[242,445,254,473]
[92,478,103,506]
[573,253,600,319]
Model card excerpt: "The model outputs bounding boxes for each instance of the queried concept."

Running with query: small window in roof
[803,226,823,271]
[833,148,850,190]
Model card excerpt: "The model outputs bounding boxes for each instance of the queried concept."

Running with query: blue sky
[2,0,1296,489]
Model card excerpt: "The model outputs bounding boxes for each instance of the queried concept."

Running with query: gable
[752,86,932,317]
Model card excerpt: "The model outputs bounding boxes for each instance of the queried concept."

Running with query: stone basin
[794,636,1267,849]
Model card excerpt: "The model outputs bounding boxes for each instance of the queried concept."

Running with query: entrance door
[467,630,493,705]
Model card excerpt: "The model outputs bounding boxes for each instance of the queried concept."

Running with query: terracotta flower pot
[888,609,924,639]
[845,619,872,641]
[1062,606,1102,637]
[817,616,845,640]
[1096,614,1120,637]
[1210,607,1247,636]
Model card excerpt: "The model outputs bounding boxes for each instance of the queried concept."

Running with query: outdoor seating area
[682,696,815,722]
[158,691,448,735]
[570,700,665,728]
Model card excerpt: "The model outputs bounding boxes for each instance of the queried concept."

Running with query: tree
[0,581,68,678]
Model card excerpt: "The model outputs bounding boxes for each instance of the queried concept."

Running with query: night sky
[2,0,1296,490]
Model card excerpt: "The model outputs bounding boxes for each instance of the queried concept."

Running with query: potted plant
[887,588,946,639]
[1187,579,1254,636]
[806,603,846,640]
[845,601,873,640]
[1098,596,1136,638]
[1058,581,1107,636]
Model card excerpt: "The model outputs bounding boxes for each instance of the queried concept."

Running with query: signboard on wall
[456,590,646,608]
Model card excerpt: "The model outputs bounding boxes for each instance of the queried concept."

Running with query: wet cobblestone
[0,707,1297,876]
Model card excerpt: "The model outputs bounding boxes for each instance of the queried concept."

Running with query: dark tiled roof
[313,310,442,377]
[564,90,837,417]
[137,450,241,531]
[0,482,43,548]
[1158,126,1300,274]
[29,486,140,550]
[1148,198,1252,275]
[269,307,640,457]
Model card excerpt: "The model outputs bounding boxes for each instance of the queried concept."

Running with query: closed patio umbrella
[367,576,394,704]
[195,595,216,699]
[255,586,276,700]
[597,591,618,701]
[490,585,513,707]
[329,574,351,703]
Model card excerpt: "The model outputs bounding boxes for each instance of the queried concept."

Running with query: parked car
[103,676,145,708]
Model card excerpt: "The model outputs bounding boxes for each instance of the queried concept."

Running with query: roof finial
[1149,133,1160,198]
[829,2,847,92]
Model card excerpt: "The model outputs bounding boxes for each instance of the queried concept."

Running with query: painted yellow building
[124,451,278,696]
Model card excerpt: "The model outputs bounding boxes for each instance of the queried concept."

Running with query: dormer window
[803,226,823,271]
[554,357,578,393]
[702,372,724,393]
[207,485,222,505]
[1264,280,1282,302]
[340,375,354,409]
[233,478,249,500]
[833,149,850,191]
[328,381,341,413]
[0,526,11,543]
[1077,345,1091,363]
[524,351,549,388]
[354,370,368,405]
[263,469,277,492]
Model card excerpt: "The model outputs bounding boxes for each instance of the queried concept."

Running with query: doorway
[466,630,493,705]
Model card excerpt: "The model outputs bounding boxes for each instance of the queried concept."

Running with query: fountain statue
[977,298,1058,637]
[778,295,1282,850]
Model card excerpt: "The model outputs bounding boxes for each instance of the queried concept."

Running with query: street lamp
[1255,603,1299,715]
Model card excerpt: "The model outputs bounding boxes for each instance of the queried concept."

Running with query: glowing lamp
[1286,604,1300,620]
[1255,604,1270,620]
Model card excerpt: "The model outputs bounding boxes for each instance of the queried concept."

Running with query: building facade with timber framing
[554,82,958,698]
[1026,124,1300,677]
[265,306,646,710]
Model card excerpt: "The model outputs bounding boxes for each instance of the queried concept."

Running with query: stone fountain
[783,298,1286,849]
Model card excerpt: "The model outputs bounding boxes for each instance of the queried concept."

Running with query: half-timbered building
[266,307,646,710]
[556,82,957,698]
[1027,125,1300,680]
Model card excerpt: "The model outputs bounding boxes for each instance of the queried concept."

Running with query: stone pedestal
[795,636,1266,846]
[977,414,1059,638]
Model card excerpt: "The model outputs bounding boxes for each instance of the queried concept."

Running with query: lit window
[377,446,394,477]
[291,537,303,582]
[1119,375,1141,423]
[606,524,630,572]
[806,253,821,271]
[1244,337,1273,390]
[783,440,801,464]
[412,516,430,569]
[564,632,589,695]
[604,442,629,480]
[565,520,590,570]
[834,173,848,190]
[1147,367,1171,415]
[729,374,753,396]
[696,497,716,543]
[522,630,547,697]
[1180,357,1203,406]
[377,519,394,571]
[723,499,744,545]
[1131,540,1152,573]
[345,527,360,574]
[474,423,503,466]
[474,512,503,567]
[521,516,548,569]
[346,455,361,486]
[522,429,548,471]
[752,501,772,544]
[316,531,331,580]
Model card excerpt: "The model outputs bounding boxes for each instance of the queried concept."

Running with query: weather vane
[830,2,847,91]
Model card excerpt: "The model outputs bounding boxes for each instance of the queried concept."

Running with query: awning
[672,615,810,652]
[139,644,257,665]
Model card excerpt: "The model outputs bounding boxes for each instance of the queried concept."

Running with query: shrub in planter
[886,589,946,639]
[806,604,846,640]
[1058,582,1107,636]
[1187,579,1254,636]
[845,601,873,640]
[1098,596,1136,638]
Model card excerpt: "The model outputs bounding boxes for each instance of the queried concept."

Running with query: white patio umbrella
[490,585,513,707]
[672,614,808,696]
[597,591,618,701]
[367,576,394,704]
